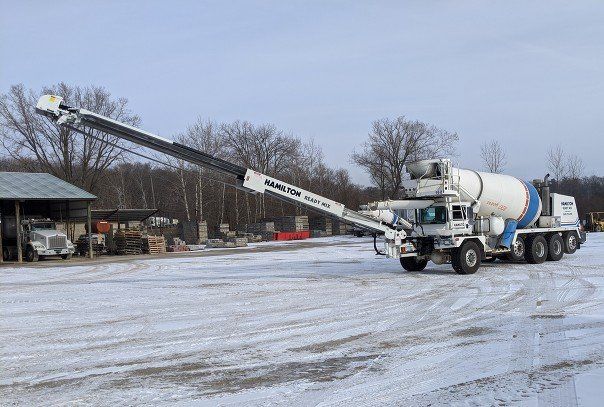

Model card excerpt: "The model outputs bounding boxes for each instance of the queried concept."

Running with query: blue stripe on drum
[517,181,541,228]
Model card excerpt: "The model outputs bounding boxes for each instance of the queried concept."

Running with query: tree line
[1,83,600,227]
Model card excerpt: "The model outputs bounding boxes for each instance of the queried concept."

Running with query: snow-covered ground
[1,234,603,406]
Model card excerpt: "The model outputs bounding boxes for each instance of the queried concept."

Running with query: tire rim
[568,235,577,250]
[465,249,477,267]
[536,241,545,258]
[513,240,524,257]
[553,240,562,255]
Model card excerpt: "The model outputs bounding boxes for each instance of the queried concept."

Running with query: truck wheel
[399,257,428,271]
[61,253,72,260]
[546,234,564,261]
[524,235,547,264]
[563,232,578,254]
[505,236,525,262]
[452,241,481,274]
[25,246,39,262]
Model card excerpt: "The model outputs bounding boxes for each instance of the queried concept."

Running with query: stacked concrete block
[309,217,333,236]
[274,216,309,232]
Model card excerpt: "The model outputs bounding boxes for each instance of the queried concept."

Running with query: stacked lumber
[274,216,309,232]
[142,235,166,254]
[114,229,143,255]
[309,217,333,236]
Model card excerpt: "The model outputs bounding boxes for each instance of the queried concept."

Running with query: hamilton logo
[264,179,302,197]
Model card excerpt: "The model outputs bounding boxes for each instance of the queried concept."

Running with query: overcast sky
[1,1,603,183]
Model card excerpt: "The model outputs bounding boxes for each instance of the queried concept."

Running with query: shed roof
[0,172,97,201]
[92,208,159,222]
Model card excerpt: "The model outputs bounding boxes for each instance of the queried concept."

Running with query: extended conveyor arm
[36,94,408,238]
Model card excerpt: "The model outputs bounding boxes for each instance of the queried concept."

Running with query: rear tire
[399,257,428,272]
[505,236,525,262]
[563,232,578,254]
[546,234,564,261]
[525,235,547,264]
[452,241,481,274]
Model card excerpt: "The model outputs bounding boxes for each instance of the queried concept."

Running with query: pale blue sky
[1,1,603,183]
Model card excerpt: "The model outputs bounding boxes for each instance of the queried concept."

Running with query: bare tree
[480,140,507,173]
[546,145,567,181]
[351,116,458,198]
[567,154,584,179]
[178,118,226,222]
[220,121,301,218]
[0,83,140,192]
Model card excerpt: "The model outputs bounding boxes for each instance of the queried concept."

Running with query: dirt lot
[1,234,603,406]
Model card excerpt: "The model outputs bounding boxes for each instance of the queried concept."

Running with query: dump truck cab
[21,219,74,262]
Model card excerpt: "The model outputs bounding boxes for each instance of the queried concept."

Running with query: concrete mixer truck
[35,94,585,275]
[368,159,586,274]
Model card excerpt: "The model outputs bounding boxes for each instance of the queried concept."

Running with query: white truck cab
[2,218,75,262]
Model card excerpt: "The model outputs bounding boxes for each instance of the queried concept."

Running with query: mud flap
[499,219,518,249]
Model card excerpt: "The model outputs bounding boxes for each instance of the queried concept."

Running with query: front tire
[452,241,481,274]
[546,234,564,261]
[525,235,547,264]
[25,246,39,262]
[563,232,578,254]
[61,253,72,260]
[400,257,428,271]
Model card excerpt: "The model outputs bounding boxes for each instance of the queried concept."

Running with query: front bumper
[38,248,72,256]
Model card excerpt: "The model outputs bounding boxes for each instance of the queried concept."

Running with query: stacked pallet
[309,217,333,236]
[274,216,309,232]
[142,235,166,254]
[114,229,143,255]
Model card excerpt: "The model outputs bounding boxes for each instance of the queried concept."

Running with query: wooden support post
[15,200,22,263]
[87,201,93,259]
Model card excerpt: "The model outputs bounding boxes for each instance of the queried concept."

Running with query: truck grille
[48,235,67,249]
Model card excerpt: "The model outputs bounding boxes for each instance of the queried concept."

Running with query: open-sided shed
[0,172,97,262]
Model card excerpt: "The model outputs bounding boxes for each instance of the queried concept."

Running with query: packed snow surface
[2,234,603,406]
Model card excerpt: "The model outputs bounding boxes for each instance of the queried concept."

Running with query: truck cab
[2,218,75,262]
[415,202,473,237]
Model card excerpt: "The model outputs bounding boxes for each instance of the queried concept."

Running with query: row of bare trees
[0,83,372,228]
[2,83,599,226]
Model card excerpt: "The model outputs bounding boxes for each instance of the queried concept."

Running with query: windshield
[31,223,55,230]
[419,207,447,224]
